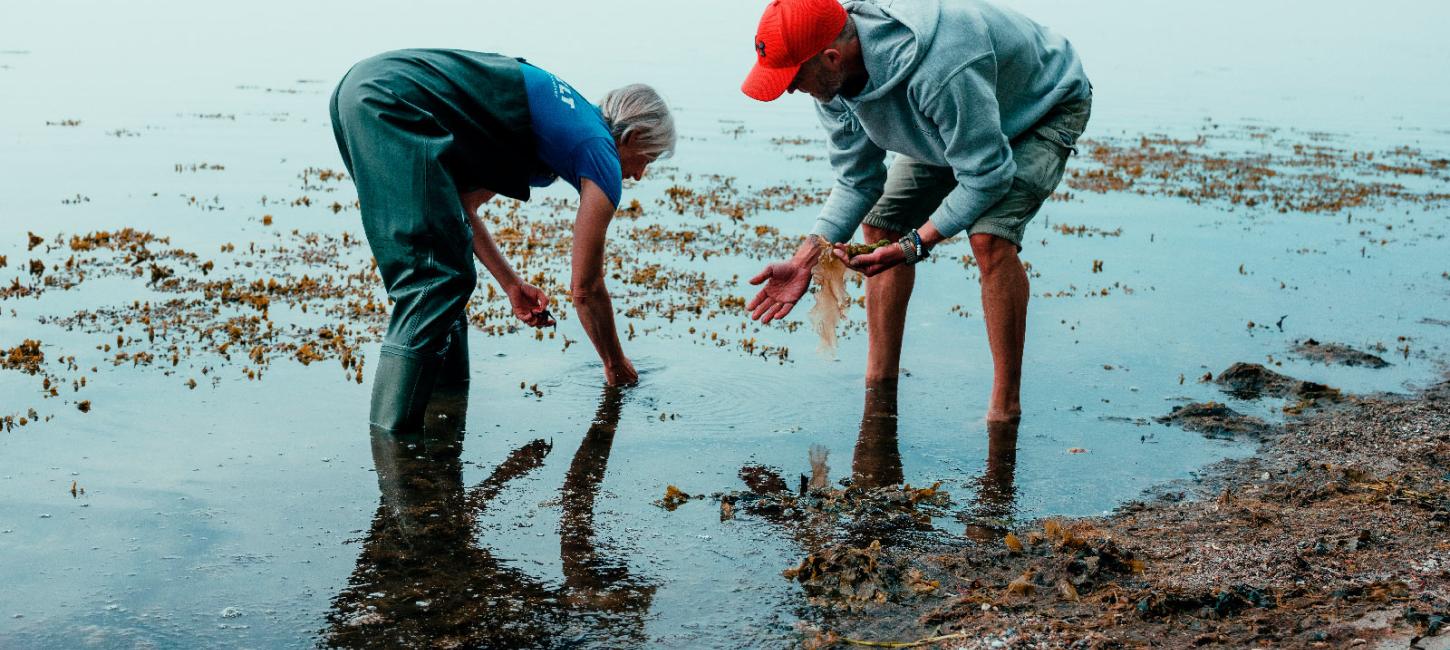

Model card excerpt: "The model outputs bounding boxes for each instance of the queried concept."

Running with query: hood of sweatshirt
[843,0,940,104]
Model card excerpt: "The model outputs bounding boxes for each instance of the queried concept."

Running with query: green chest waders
[329,49,536,433]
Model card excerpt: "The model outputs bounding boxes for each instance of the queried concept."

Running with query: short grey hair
[599,84,676,159]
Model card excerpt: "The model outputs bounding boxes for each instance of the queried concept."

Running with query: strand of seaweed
[809,241,851,358]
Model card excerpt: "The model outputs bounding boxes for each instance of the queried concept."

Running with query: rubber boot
[369,350,439,433]
[435,317,470,388]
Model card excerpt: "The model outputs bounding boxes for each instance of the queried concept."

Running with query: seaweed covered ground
[792,365,1450,649]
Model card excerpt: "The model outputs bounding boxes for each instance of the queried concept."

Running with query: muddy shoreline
[800,365,1450,649]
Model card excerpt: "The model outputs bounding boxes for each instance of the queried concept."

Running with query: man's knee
[862,223,903,242]
[969,233,1019,274]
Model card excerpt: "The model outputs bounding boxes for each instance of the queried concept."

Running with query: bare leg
[861,224,914,383]
[970,233,1028,422]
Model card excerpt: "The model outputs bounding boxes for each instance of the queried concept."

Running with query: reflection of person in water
[735,380,1020,546]
[326,386,654,648]
[851,380,904,489]
[558,387,656,616]
[734,380,915,550]
[856,380,1021,530]
[962,419,1019,541]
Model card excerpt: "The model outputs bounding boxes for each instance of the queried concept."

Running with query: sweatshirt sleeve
[920,56,1016,239]
[810,99,888,243]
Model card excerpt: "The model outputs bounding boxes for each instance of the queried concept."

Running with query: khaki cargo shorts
[861,95,1092,249]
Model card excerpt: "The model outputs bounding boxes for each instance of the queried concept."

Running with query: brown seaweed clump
[842,239,890,258]
[652,485,693,511]
[783,539,941,611]
[0,339,44,375]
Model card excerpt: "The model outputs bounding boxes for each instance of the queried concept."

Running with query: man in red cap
[743,0,1091,424]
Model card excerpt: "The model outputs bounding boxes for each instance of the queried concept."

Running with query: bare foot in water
[986,386,1021,424]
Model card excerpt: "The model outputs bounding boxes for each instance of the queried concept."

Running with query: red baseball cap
[741,0,848,102]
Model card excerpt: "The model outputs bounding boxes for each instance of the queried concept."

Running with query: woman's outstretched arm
[571,179,636,386]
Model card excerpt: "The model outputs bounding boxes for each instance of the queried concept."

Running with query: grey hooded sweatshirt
[811,0,1090,242]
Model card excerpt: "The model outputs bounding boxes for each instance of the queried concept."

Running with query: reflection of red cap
[741,0,848,102]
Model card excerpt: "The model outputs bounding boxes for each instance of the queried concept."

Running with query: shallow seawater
[3,1,1450,648]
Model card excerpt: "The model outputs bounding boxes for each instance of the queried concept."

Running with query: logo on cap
[756,40,767,59]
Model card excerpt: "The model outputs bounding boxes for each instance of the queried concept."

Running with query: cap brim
[741,62,800,102]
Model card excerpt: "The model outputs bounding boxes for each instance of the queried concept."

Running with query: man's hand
[747,261,812,324]
[506,282,555,328]
[604,357,639,386]
[836,242,906,277]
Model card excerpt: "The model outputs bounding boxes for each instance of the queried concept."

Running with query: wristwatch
[898,229,930,265]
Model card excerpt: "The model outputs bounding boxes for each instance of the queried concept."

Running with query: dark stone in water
[1156,401,1270,439]
[1214,362,1340,402]
[1292,339,1389,368]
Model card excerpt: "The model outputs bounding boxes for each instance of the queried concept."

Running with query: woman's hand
[506,283,555,328]
[604,357,639,386]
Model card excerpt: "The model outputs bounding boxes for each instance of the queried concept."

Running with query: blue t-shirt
[519,63,622,208]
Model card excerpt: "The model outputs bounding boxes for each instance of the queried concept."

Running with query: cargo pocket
[1011,131,1071,201]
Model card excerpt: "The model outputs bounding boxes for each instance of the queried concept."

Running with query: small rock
[1156,402,1270,439]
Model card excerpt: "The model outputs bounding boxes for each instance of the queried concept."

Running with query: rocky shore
[803,364,1450,649]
